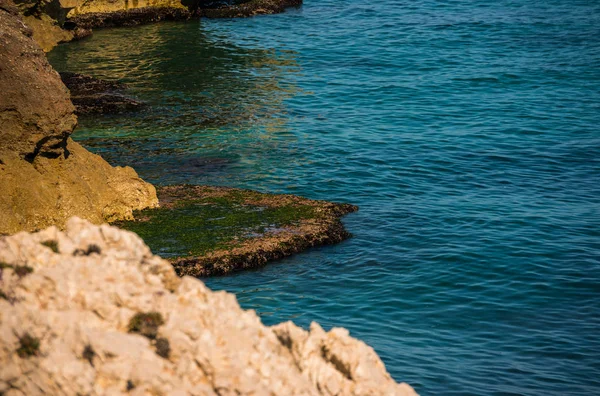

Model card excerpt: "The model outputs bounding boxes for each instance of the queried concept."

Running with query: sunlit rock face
[64,0,187,17]
[11,0,77,51]
[0,218,418,395]
[0,0,158,234]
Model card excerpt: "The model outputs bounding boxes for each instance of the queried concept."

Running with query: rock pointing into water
[0,218,418,395]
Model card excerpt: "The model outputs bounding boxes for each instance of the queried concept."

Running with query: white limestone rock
[0,217,417,396]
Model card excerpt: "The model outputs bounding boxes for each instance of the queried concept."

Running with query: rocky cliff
[11,0,77,51]
[0,0,158,235]
[0,218,417,395]
[65,0,187,18]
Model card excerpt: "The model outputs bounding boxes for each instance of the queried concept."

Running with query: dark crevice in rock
[126,380,136,391]
[275,331,293,350]
[73,244,102,256]
[23,132,70,163]
[82,344,96,366]
[322,347,353,381]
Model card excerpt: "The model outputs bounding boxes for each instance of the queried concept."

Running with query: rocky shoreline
[0,219,417,395]
[0,0,158,235]
[0,0,419,393]
[16,0,303,53]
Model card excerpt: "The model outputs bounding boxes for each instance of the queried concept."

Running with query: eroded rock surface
[12,0,81,51]
[0,1,157,235]
[0,218,417,395]
[21,13,74,51]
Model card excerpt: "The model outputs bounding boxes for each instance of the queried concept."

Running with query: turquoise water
[48,1,600,394]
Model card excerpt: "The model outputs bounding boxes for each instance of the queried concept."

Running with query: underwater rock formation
[197,0,302,18]
[0,1,157,234]
[59,72,145,115]
[0,218,417,395]
[64,6,190,30]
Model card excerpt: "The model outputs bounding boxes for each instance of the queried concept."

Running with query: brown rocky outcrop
[11,0,78,51]
[10,0,189,51]
[0,0,158,235]
[0,218,418,395]
[21,14,73,52]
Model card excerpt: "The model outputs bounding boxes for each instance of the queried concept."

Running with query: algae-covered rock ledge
[115,185,358,277]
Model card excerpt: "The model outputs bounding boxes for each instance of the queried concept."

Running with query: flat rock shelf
[115,185,358,277]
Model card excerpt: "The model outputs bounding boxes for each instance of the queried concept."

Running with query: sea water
[48,0,600,394]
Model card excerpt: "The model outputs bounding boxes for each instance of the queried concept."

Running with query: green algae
[13,265,33,278]
[41,240,59,253]
[116,190,316,259]
[112,185,357,277]
[0,262,34,278]
[17,333,40,358]
[128,312,165,339]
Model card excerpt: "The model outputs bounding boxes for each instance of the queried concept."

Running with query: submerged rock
[0,218,417,395]
[197,0,302,18]
[65,6,190,30]
[0,1,158,234]
[59,72,145,115]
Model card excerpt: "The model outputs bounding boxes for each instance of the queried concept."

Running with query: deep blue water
[48,1,600,394]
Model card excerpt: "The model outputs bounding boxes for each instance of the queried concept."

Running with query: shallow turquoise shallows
[48,0,600,394]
